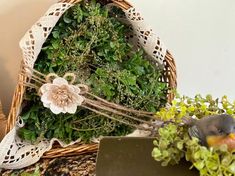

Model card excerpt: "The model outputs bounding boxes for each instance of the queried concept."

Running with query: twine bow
[20,64,161,132]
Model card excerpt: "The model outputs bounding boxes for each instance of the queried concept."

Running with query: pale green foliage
[152,94,235,176]
[152,123,187,166]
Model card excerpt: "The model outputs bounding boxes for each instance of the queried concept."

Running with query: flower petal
[53,77,68,86]
[39,77,85,114]
[50,103,63,114]
[41,92,51,104]
[69,85,81,94]
[40,83,53,94]
[74,95,84,106]
[42,102,50,108]
[65,104,77,114]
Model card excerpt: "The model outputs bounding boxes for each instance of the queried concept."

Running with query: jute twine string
[20,64,161,132]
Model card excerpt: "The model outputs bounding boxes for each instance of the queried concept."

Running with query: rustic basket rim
[5,0,177,158]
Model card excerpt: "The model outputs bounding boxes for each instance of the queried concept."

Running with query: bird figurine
[184,114,235,151]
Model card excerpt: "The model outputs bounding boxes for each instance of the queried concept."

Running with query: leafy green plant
[152,94,235,176]
[19,1,167,143]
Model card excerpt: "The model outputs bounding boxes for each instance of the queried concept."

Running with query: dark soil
[1,153,97,176]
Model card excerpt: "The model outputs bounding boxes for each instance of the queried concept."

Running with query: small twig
[21,70,46,85]
[72,126,103,132]
[87,92,155,117]
[73,114,99,123]
[81,105,152,131]
[85,98,156,127]
[19,81,39,90]
[23,64,47,78]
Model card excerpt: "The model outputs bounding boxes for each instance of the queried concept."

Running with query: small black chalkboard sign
[96,137,198,176]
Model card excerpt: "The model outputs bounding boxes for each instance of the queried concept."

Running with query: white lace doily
[0,1,167,169]
[124,7,166,67]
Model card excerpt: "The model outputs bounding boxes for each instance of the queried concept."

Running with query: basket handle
[58,0,132,10]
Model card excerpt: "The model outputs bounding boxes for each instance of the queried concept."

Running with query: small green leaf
[63,15,72,23]
[194,161,205,170]
[152,148,162,159]
[228,161,235,173]
[52,31,60,39]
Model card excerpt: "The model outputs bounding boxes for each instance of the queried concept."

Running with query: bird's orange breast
[206,133,235,151]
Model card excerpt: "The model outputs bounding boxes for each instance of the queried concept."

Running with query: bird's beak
[228,133,235,139]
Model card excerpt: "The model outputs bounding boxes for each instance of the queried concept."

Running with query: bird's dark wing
[188,125,207,145]
[188,126,201,140]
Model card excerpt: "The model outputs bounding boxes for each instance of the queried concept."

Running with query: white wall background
[0,0,235,114]
[131,0,235,100]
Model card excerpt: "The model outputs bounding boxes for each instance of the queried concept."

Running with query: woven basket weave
[0,101,5,121]
[0,101,6,140]
[5,0,177,159]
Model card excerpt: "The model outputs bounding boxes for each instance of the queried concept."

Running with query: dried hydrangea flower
[39,77,84,114]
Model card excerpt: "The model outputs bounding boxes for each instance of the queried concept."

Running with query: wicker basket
[5,0,177,159]
[0,101,5,120]
[0,101,6,140]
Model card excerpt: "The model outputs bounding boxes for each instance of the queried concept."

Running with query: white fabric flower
[40,77,84,114]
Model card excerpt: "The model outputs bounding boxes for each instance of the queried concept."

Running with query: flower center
[52,85,73,107]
